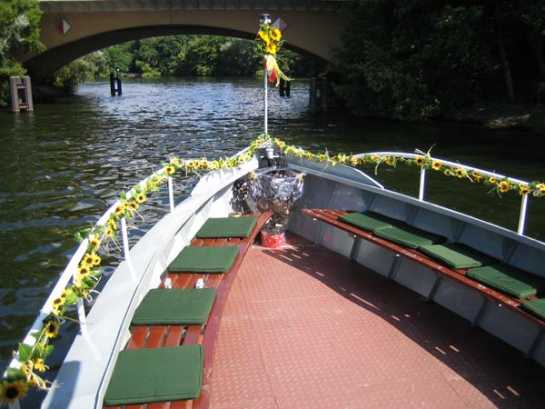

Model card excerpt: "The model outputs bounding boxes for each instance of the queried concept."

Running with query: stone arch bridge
[26,0,352,80]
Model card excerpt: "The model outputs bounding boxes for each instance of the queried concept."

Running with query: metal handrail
[5,141,257,408]
[354,151,531,235]
[4,167,176,379]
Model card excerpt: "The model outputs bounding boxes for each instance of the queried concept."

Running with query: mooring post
[9,77,19,112]
[23,76,33,111]
[116,68,122,96]
[110,73,115,96]
[9,76,33,113]
[285,79,291,98]
[279,78,285,97]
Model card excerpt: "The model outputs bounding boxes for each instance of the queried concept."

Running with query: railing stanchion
[121,218,137,282]
[168,176,175,212]
[418,168,426,201]
[517,193,529,235]
[9,400,21,409]
[77,299,87,332]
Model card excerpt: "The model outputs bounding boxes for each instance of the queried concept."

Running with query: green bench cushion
[339,212,393,231]
[168,246,239,273]
[132,288,216,325]
[419,243,485,269]
[522,299,545,320]
[373,225,443,249]
[196,216,257,238]
[467,265,537,299]
[104,345,203,405]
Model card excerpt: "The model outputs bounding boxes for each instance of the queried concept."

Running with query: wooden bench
[104,212,271,409]
[303,208,545,329]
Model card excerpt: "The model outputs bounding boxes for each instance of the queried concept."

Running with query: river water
[1,78,545,371]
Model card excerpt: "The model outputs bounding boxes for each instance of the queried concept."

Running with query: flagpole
[264,64,268,135]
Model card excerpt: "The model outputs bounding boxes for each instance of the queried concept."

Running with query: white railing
[4,166,178,382]
[354,151,531,235]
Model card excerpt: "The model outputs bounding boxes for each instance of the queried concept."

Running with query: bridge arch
[27,3,348,79]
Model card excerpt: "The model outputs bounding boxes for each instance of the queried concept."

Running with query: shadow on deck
[257,234,544,408]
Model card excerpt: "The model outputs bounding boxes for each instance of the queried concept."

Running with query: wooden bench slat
[127,327,148,350]
[302,208,545,328]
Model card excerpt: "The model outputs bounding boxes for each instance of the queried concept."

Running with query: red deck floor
[208,235,544,409]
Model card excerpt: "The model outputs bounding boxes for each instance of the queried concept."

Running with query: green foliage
[73,35,313,82]
[336,2,496,120]
[51,58,95,94]
[0,0,43,106]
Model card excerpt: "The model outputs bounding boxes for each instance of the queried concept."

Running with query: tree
[335,1,498,120]
[0,0,43,105]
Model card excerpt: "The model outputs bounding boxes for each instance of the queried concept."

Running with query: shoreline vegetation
[2,0,545,131]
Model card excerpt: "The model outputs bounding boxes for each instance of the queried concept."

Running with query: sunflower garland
[271,137,545,198]
[2,135,270,405]
[8,133,544,404]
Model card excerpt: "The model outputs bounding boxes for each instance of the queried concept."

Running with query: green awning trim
[339,212,393,232]
[373,225,443,249]
[196,216,257,238]
[522,299,545,320]
[419,243,485,269]
[132,288,216,325]
[168,246,239,273]
[104,345,203,405]
[467,264,537,299]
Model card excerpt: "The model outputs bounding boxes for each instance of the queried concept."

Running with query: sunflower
[258,30,270,44]
[92,253,101,267]
[455,168,466,178]
[488,177,497,185]
[165,165,176,176]
[431,160,442,171]
[89,234,100,249]
[385,156,396,167]
[0,380,29,405]
[135,193,146,204]
[470,171,483,183]
[33,358,48,373]
[538,183,545,193]
[51,296,65,316]
[350,157,359,167]
[265,42,277,55]
[518,184,530,195]
[106,227,115,238]
[114,204,126,217]
[415,156,425,167]
[82,253,95,267]
[270,28,282,41]
[127,201,138,212]
[44,319,60,339]
[108,218,118,231]
[498,180,511,193]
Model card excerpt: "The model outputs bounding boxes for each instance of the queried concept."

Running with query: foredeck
[208,234,544,409]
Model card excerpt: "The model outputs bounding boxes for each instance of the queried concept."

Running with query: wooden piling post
[9,77,19,112]
[23,76,33,111]
[110,73,116,96]
[116,76,122,96]
[9,76,33,112]
[285,80,291,98]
